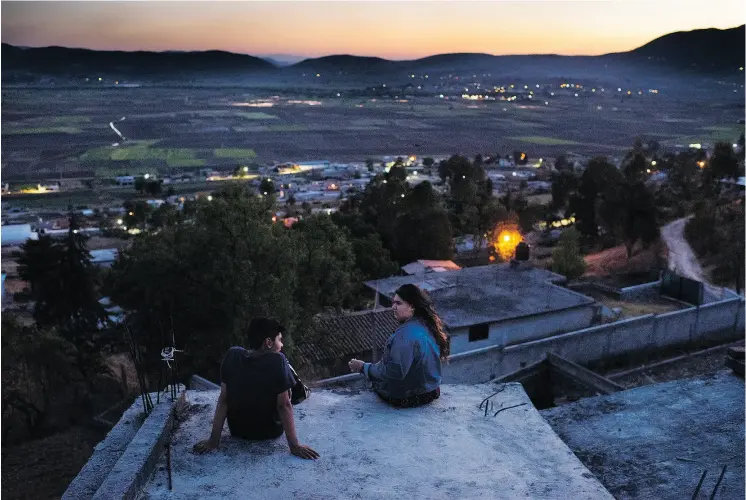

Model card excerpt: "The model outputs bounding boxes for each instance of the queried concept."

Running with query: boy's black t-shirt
[219,347,295,440]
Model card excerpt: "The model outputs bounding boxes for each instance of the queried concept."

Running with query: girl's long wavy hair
[395,284,450,359]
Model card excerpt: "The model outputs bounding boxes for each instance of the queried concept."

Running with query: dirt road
[661,216,724,300]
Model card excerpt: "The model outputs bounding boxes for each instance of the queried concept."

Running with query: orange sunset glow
[2,1,742,60]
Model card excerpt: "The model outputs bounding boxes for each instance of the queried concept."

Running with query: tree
[331,213,398,280]
[551,171,579,211]
[365,159,376,172]
[667,151,700,201]
[438,155,473,183]
[259,178,275,196]
[422,157,435,168]
[551,228,586,279]
[134,176,146,192]
[621,142,648,185]
[2,316,88,442]
[123,200,153,229]
[145,180,162,195]
[394,209,454,264]
[393,181,454,264]
[708,142,740,181]
[18,215,107,343]
[554,155,571,171]
[569,157,625,239]
[621,183,659,259]
[473,154,484,168]
[291,215,357,312]
[149,203,181,229]
[106,188,357,377]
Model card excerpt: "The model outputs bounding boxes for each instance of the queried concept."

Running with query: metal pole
[166,439,173,490]
[691,470,707,500]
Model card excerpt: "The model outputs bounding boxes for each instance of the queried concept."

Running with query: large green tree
[569,157,625,239]
[551,170,579,211]
[551,227,586,279]
[707,142,741,184]
[106,187,356,377]
[18,215,107,343]
[291,215,357,312]
[2,316,87,441]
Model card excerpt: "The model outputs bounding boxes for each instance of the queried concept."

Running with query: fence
[441,295,744,384]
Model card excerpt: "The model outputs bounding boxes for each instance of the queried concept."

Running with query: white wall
[441,297,745,385]
[448,305,596,354]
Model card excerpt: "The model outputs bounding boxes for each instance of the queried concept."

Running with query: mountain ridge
[2,25,743,81]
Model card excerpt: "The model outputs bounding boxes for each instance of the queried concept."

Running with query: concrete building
[90,249,118,267]
[115,176,135,187]
[1,224,39,247]
[137,383,612,500]
[401,259,462,275]
[366,264,596,354]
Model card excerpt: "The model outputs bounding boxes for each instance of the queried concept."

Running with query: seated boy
[193,318,319,460]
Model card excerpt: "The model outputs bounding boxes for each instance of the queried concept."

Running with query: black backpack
[288,364,310,405]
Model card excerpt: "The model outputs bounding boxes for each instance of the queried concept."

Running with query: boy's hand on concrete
[193,438,219,454]
[290,443,320,460]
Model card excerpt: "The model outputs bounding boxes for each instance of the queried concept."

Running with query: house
[90,249,118,267]
[1,224,38,247]
[365,264,596,354]
[294,308,399,378]
[402,259,462,275]
[116,176,135,186]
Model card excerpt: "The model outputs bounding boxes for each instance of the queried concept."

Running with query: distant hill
[623,25,745,71]
[289,55,400,75]
[2,25,743,83]
[1,44,275,78]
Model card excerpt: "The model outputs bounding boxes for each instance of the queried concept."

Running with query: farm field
[1,86,743,181]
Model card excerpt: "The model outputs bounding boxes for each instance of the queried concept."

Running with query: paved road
[661,216,725,301]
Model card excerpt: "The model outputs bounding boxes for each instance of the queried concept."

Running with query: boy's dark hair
[246,317,285,349]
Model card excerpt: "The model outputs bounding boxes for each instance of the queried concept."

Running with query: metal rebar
[709,465,727,500]
[166,439,173,491]
[493,402,527,417]
[691,470,708,500]
[479,386,507,410]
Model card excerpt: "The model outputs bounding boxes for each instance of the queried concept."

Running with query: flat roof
[366,264,594,329]
[144,383,612,499]
[543,371,745,499]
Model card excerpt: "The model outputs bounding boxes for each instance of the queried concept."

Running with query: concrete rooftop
[143,383,612,499]
[365,264,594,329]
[542,371,745,499]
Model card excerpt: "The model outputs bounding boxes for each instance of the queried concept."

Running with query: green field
[48,116,92,124]
[4,126,82,135]
[213,148,257,159]
[81,142,198,163]
[235,112,279,120]
[509,136,582,146]
[232,125,307,133]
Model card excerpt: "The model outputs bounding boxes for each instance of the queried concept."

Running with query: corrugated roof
[295,309,400,365]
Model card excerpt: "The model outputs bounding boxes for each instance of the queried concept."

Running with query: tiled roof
[295,309,399,365]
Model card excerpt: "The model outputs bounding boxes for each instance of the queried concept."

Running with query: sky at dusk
[2,1,743,60]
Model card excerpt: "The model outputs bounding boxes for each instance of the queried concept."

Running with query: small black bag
[289,364,310,405]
